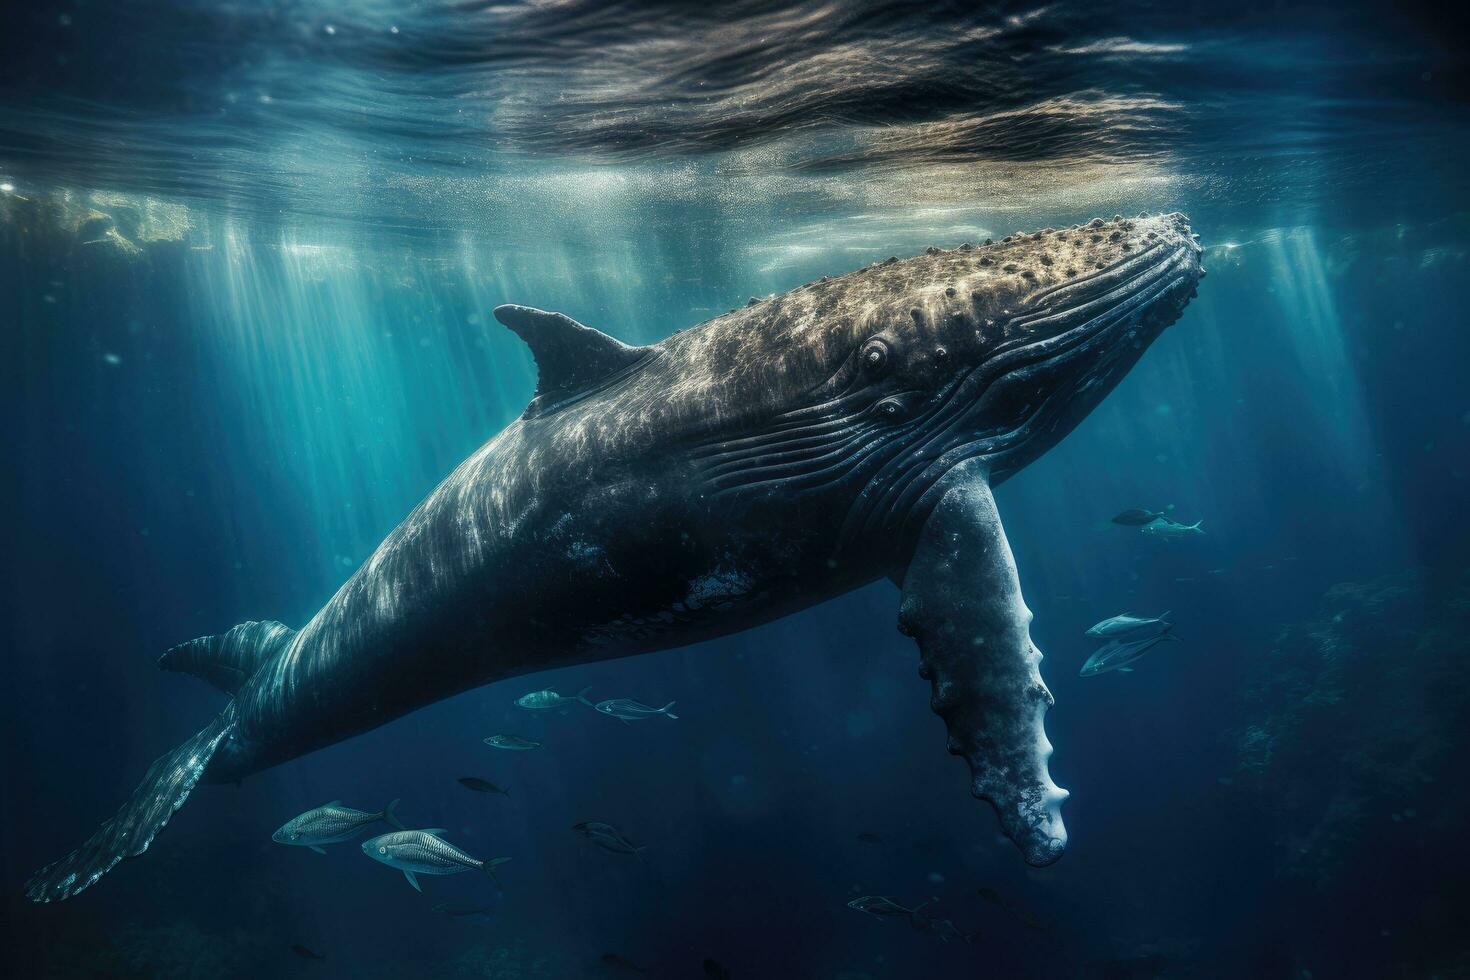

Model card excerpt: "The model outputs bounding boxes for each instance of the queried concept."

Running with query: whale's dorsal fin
[492,304,650,416]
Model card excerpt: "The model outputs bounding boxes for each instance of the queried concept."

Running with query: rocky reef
[1234,569,1468,882]
[1232,568,1470,975]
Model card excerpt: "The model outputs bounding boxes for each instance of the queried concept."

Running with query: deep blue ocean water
[2,2,1469,977]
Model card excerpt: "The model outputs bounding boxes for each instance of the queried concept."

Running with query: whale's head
[889,212,1201,476]
[693,212,1202,554]
[829,213,1203,546]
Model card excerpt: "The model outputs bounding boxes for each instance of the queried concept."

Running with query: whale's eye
[933,346,949,364]
[379,846,387,854]
[875,398,907,421]
[861,339,889,373]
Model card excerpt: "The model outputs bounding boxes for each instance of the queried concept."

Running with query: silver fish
[1139,517,1204,538]
[361,829,511,892]
[593,698,678,722]
[848,895,919,919]
[1085,612,1171,639]
[850,896,969,941]
[514,686,592,710]
[1079,632,1177,677]
[573,821,645,854]
[272,799,403,853]
[483,734,543,750]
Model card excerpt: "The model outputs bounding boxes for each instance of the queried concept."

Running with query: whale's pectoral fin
[897,469,1068,867]
[491,304,652,416]
[26,704,237,902]
[403,870,421,892]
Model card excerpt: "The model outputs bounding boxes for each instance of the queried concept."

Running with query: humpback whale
[27,212,1204,901]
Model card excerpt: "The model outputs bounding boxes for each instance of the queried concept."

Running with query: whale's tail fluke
[28,621,295,902]
[29,621,294,903]
[25,704,238,903]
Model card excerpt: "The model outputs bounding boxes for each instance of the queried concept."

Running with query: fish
[483,734,542,750]
[458,777,510,796]
[593,698,678,722]
[1111,509,1165,526]
[703,958,732,979]
[1079,632,1177,677]
[361,829,511,892]
[433,902,495,919]
[272,799,403,853]
[290,944,324,959]
[851,896,973,943]
[1139,517,1204,538]
[515,686,593,710]
[573,821,645,855]
[847,895,918,919]
[600,953,650,974]
[1085,612,1172,640]
[855,832,884,845]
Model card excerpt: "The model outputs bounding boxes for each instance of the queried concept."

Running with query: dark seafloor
[2,1,1469,978]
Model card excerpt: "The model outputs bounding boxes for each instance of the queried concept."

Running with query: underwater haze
[3,1,1469,977]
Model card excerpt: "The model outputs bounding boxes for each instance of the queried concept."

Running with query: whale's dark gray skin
[27,213,1204,902]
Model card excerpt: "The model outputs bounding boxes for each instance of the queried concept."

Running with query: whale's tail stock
[25,620,294,903]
